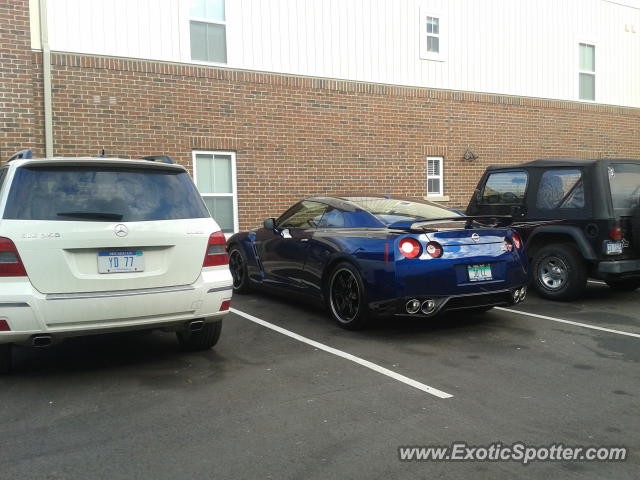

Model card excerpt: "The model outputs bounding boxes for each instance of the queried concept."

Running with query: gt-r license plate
[98,251,144,274]
[605,241,623,255]
[467,263,492,282]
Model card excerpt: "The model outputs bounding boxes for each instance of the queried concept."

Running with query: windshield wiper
[56,211,123,221]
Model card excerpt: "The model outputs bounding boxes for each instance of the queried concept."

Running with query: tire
[326,262,370,330]
[532,244,587,301]
[228,246,253,294]
[605,278,640,292]
[177,321,222,351]
[0,344,12,374]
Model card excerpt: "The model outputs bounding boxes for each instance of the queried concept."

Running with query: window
[536,169,584,210]
[4,166,210,221]
[481,171,528,204]
[419,10,445,61]
[192,151,237,233]
[190,0,227,63]
[277,201,328,229]
[318,207,346,228]
[608,163,640,210]
[0,168,7,192]
[579,43,595,101]
[426,156,444,197]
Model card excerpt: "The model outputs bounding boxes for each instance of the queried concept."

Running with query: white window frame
[187,0,228,65]
[192,150,239,234]
[426,156,444,197]
[419,9,446,61]
[578,41,596,102]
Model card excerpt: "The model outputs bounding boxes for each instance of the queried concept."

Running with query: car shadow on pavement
[4,331,225,378]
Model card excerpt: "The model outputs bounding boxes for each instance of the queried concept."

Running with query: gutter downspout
[39,0,53,157]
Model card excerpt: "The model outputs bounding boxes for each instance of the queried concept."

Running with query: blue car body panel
[228,197,529,316]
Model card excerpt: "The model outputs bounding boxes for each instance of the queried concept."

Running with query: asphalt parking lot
[1,282,639,479]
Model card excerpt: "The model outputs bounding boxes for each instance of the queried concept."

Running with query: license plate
[467,263,492,282]
[606,241,623,255]
[98,251,144,274]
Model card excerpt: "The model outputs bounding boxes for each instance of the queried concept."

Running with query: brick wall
[0,0,43,159]
[44,53,639,229]
[3,0,639,230]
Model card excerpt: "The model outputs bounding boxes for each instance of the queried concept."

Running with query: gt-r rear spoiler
[390,216,514,232]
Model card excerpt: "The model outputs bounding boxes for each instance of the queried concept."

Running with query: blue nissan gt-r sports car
[227,196,529,329]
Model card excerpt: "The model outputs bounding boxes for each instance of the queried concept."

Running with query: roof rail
[7,150,33,162]
[140,155,174,164]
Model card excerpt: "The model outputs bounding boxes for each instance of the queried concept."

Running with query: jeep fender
[526,226,597,261]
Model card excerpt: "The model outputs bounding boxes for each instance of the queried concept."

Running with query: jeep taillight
[0,237,27,277]
[609,225,623,242]
[203,231,229,267]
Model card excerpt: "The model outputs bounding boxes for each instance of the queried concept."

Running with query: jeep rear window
[3,166,210,221]
[481,171,528,204]
[608,163,640,210]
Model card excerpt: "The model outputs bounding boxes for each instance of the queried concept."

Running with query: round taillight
[399,238,421,259]
[512,232,522,249]
[425,241,443,258]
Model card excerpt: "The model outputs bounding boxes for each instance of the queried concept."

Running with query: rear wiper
[56,211,123,220]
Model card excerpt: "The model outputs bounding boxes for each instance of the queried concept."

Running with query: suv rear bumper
[0,268,233,345]
[597,259,640,275]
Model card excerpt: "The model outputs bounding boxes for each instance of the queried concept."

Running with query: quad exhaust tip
[406,299,421,314]
[512,287,527,303]
[421,299,436,315]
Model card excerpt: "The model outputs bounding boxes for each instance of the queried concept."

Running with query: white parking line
[230,308,453,399]
[496,307,640,339]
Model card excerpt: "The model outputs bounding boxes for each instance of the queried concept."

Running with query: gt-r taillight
[0,237,27,277]
[425,241,443,258]
[203,231,229,267]
[512,232,523,249]
[399,238,421,259]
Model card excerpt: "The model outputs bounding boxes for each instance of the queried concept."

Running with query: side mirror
[263,218,276,230]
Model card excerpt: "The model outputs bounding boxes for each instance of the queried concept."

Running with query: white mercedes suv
[0,151,233,373]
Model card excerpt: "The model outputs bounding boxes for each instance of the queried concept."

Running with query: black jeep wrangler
[467,158,640,300]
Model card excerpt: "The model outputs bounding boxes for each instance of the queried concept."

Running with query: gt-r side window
[317,207,346,228]
[481,171,528,205]
[277,201,328,229]
[536,169,584,210]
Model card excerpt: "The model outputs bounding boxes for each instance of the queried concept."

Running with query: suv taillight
[203,232,229,267]
[0,237,27,277]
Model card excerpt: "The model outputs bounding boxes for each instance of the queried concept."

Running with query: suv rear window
[3,166,210,221]
[481,171,528,204]
[608,163,640,210]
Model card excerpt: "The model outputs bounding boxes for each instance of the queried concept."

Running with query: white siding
[41,0,640,107]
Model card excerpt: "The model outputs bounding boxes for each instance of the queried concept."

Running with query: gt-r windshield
[346,197,462,225]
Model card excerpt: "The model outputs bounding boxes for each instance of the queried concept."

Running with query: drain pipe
[39,0,54,157]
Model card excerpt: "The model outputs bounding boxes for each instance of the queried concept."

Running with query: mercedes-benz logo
[114,224,128,237]
[471,233,480,243]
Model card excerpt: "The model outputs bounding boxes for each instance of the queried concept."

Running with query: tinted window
[347,197,460,225]
[0,168,7,193]
[277,201,328,229]
[481,171,528,204]
[3,166,210,221]
[318,207,345,228]
[536,169,584,209]
[608,163,640,209]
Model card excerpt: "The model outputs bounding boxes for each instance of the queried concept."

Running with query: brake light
[203,231,229,267]
[0,320,10,331]
[512,232,523,249]
[0,237,27,277]
[398,238,421,259]
[219,300,231,311]
[609,225,623,242]
[425,241,443,258]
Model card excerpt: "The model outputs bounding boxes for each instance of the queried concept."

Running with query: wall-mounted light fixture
[463,150,479,161]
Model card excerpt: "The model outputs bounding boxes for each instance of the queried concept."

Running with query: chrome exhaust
[188,320,205,332]
[32,335,53,348]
